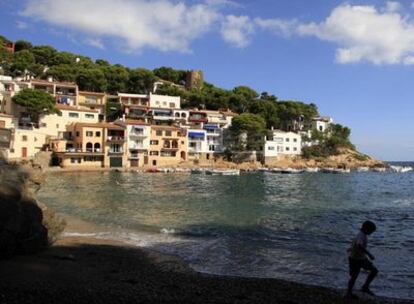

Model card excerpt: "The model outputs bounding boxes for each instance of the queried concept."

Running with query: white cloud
[84,38,105,50]
[384,1,402,13]
[254,17,297,37]
[297,4,414,65]
[21,0,219,53]
[220,15,254,48]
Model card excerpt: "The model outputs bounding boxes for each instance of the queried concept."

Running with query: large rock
[0,158,65,259]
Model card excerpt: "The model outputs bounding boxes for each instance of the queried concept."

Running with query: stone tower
[185,70,204,90]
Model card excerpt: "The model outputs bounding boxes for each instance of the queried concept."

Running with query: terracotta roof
[73,122,125,130]
[78,91,106,96]
[56,104,99,113]
[26,79,77,87]
[151,125,182,131]
[124,120,149,126]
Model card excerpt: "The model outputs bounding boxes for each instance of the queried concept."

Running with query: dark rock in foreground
[0,159,65,259]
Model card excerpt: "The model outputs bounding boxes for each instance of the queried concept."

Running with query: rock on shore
[0,158,65,259]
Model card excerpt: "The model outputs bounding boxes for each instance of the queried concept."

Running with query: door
[109,157,123,168]
[22,147,27,158]
[0,120,5,128]
[130,159,139,167]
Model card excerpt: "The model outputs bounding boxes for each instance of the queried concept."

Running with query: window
[56,124,59,129]
[169,103,175,108]
[58,112,62,117]
[285,138,290,142]
[95,131,101,137]
[22,135,27,141]
[156,101,160,105]
[85,114,95,119]
[293,138,297,142]
[293,147,297,151]
[286,147,290,151]
[268,146,275,150]
[165,130,172,136]
[150,151,159,156]
[86,131,93,137]
[34,137,37,142]
[40,123,47,127]
[319,126,323,131]
[150,140,159,145]
[70,157,81,164]
[69,112,79,118]
[156,130,162,136]
[162,101,167,106]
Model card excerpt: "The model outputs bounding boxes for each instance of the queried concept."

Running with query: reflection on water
[38,171,414,299]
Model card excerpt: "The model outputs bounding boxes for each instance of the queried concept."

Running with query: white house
[149,93,180,109]
[187,128,209,160]
[312,116,333,133]
[263,130,302,164]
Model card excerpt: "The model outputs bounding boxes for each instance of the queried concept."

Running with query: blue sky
[1,0,414,160]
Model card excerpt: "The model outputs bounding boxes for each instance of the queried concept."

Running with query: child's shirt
[348,230,368,260]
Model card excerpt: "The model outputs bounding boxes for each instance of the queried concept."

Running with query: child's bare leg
[362,267,378,290]
[347,272,359,295]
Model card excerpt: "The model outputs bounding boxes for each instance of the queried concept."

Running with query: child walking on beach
[346,220,378,299]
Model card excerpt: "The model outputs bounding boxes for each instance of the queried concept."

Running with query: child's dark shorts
[348,257,376,276]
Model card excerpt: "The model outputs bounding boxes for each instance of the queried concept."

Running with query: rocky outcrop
[265,148,385,169]
[0,158,65,259]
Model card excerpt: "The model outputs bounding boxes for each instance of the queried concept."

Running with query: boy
[346,220,378,299]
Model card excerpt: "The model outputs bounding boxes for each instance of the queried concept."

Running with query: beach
[1,214,412,304]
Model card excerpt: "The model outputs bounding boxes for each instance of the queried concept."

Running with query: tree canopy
[12,89,59,122]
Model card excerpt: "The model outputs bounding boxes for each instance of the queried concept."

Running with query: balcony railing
[107,136,125,142]
[108,149,124,154]
[129,132,147,138]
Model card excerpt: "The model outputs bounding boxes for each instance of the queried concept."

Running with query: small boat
[258,168,270,172]
[390,166,413,173]
[356,167,370,172]
[304,167,319,173]
[281,168,304,174]
[191,168,204,174]
[372,167,386,173]
[147,167,158,173]
[270,168,283,173]
[205,169,240,176]
[321,168,350,174]
[157,168,174,173]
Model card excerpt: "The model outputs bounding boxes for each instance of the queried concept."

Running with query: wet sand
[1,215,412,304]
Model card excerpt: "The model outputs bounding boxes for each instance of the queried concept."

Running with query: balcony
[108,149,124,154]
[107,136,125,142]
[129,154,139,160]
[129,143,145,150]
[189,117,208,123]
[129,131,147,138]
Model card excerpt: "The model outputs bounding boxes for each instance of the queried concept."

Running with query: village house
[148,125,187,167]
[77,91,107,121]
[50,122,127,168]
[187,128,209,161]
[263,130,302,165]
[115,119,151,168]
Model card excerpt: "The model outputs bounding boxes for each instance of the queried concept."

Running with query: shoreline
[3,212,409,304]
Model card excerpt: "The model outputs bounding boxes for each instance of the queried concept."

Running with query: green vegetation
[230,113,267,151]
[302,124,355,158]
[12,89,59,122]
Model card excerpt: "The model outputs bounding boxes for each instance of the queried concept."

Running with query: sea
[37,164,414,300]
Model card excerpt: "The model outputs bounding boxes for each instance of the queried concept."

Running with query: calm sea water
[37,170,414,299]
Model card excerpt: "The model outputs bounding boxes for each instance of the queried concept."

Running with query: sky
[1,0,414,160]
